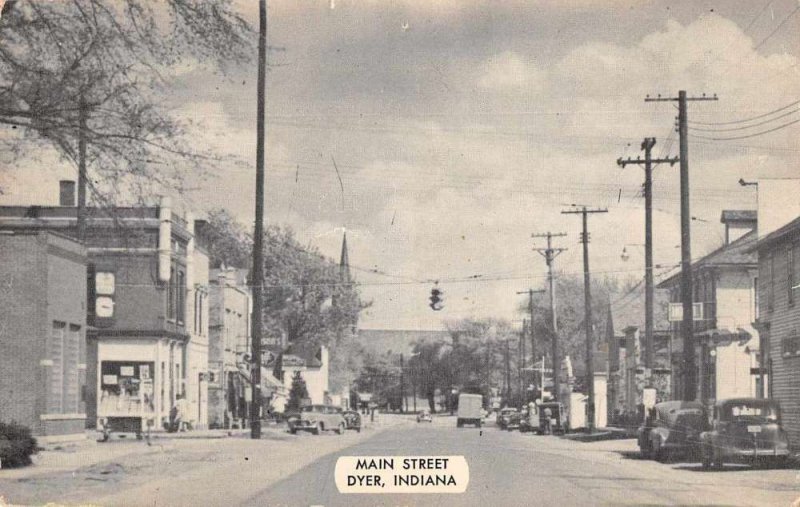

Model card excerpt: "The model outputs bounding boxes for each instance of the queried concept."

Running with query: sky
[2,0,799,330]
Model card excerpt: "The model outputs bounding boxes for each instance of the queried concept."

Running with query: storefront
[95,338,185,437]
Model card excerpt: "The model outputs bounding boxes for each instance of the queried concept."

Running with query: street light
[620,243,645,262]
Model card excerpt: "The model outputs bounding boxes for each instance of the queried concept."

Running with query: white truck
[456,393,483,428]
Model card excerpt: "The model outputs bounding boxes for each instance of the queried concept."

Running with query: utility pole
[249,0,268,439]
[645,91,717,401]
[400,353,405,413]
[517,289,545,387]
[77,92,88,242]
[562,206,607,433]
[617,139,679,369]
[533,232,567,402]
[519,321,526,407]
[505,337,511,403]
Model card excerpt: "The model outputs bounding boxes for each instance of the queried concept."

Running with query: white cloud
[477,51,545,92]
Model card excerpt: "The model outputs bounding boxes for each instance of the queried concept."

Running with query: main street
[3,414,796,507]
[250,416,799,507]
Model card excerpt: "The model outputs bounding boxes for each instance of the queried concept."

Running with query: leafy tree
[404,318,521,412]
[0,0,252,197]
[202,208,253,269]
[523,273,646,383]
[201,210,368,393]
[286,371,309,411]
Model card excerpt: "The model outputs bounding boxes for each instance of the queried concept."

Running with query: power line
[689,116,800,141]
[744,0,775,33]
[689,98,800,126]
[753,4,800,50]
[688,106,799,132]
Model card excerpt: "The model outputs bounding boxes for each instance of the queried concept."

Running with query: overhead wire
[688,98,800,127]
[689,117,800,141]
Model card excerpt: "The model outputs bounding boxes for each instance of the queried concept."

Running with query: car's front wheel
[312,422,323,435]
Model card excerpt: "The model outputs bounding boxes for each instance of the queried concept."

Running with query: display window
[99,361,156,416]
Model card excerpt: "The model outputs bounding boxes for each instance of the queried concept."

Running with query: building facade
[754,215,800,450]
[208,267,252,429]
[658,211,761,407]
[0,196,210,434]
[0,230,87,439]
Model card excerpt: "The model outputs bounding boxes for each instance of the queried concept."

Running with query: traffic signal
[429,286,444,311]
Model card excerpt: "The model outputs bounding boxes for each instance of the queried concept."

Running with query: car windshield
[723,402,779,423]
[301,405,325,413]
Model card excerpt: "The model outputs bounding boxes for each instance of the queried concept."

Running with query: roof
[754,215,800,251]
[608,285,671,334]
[657,230,758,288]
[721,210,757,223]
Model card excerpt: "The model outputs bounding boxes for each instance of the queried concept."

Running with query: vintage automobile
[637,401,708,461]
[537,402,567,435]
[417,410,433,423]
[700,398,790,469]
[287,404,346,435]
[341,409,361,432]
[496,408,519,430]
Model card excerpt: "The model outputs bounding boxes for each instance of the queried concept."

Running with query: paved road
[247,418,800,507]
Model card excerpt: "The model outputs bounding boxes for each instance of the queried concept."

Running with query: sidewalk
[1,414,404,482]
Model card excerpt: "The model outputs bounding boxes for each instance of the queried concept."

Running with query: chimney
[59,180,76,207]
[720,210,757,245]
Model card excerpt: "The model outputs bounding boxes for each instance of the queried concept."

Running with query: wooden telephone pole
[533,233,567,402]
[562,206,607,433]
[617,139,679,369]
[250,0,268,439]
[645,91,717,401]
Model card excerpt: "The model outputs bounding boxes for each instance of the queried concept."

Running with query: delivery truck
[457,393,483,428]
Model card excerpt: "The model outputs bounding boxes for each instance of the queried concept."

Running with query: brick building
[0,196,210,434]
[0,230,87,439]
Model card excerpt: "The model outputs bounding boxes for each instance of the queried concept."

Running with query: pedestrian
[543,406,552,435]
[171,394,189,432]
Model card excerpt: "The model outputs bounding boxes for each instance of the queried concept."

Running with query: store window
[99,361,155,416]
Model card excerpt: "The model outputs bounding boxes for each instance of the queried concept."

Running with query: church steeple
[339,231,350,281]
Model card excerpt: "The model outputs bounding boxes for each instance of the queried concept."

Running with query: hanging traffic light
[429,284,444,311]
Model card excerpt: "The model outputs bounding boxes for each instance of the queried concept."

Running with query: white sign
[668,302,704,322]
[335,456,469,494]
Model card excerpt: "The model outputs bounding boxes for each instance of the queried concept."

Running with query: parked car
[700,398,790,469]
[287,404,346,435]
[456,393,483,428]
[417,410,433,423]
[637,401,708,461]
[497,408,519,430]
[537,402,567,435]
[342,410,362,432]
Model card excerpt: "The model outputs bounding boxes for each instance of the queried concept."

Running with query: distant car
[287,404,346,435]
[700,398,790,469]
[342,410,362,432]
[417,410,433,423]
[497,408,519,430]
[638,401,708,461]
